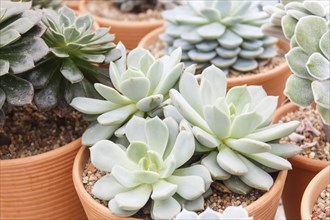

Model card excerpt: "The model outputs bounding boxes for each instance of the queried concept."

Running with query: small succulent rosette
[90,116,212,219]
[162,0,278,73]
[284,16,330,124]
[25,6,120,110]
[0,1,48,124]
[167,65,302,194]
[262,0,330,41]
[176,206,253,220]
[71,43,186,145]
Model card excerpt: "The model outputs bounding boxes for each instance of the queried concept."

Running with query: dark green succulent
[25,6,120,111]
[0,0,49,124]
[112,0,181,13]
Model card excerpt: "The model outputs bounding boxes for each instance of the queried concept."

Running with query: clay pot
[79,0,163,50]
[301,166,330,219]
[0,139,87,220]
[73,146,288,220]
[138,27,291,106]
[64,0,80,10]
[272,103,330,220]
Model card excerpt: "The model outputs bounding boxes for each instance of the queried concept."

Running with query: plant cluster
[262,0,330,41]
[85,44,301,218]
[0,0,48,124]
[161,0,278,73]
[26,6,120,111]
[284,16,329,125]
[71,43,185,145]
[112,0,181,13]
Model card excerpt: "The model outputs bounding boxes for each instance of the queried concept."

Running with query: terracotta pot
[73,146,287,220]
[79,0,163,50]
[0,138,87,220]
[139,27,291,106]
[272,103,330,220]
[301,165,330,219]
[64,0,80,10]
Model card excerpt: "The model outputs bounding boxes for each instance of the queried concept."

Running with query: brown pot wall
[301,166,330,220]
[73,146,287,220]
[138,27,291,106]
[272,103,330,220]
[0,139,87,220]
[64,0,80,10]
[79,0,163,50]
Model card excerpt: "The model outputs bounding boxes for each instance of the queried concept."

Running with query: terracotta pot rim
[0,138,81,165]
[301,165,330,219]
[138,27,290,84]
[272,102,330,171]
[79,0,164,28]
[73,146,287,218]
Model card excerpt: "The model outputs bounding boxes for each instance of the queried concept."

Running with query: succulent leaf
[0,1,48,122]
[163,0,278,73]
[262,0,330,41]
[169,66,300,192]
[283,16,330,124]
[91,117,211,218]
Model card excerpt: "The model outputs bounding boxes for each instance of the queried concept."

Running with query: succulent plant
[31,0,63,9]
[284,16,330,125]
[112,0,181,13]
[71,43,186,145]
[262,0,330,41]
[25,6,120,111]
[176,206,253,220]
[167,65,302,193]
[90,116,212,219]
[161,0,278,73]
[0,1,48,124]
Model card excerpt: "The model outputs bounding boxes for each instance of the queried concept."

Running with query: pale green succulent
[168,65,301,193]
[284,16,330,124]
[0,0,48,124]
[161,0,278,73]
[262,0,330,41]
[90,116,212,219]
[71,43,185,145]
[176,206,253,220]
[25,6,120,111]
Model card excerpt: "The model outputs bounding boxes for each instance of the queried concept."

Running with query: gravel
[0,105,89,160]
[280,107,330,161]
[86,0,163,22]
[312,184,330,220]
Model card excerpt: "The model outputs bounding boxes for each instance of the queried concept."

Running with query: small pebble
[312,184,330,220]
[280,107,330,161]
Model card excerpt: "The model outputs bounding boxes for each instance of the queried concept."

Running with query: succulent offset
[176,206,253,220]
[90,116,212,219]
[25,6,119,111]
[284,16,330,124]
[71,43,186,145]
[112,0,181,13]
[168,65,301,193]
[262,0,330,41]
[0,0,48,124]
[161,0,278,73]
